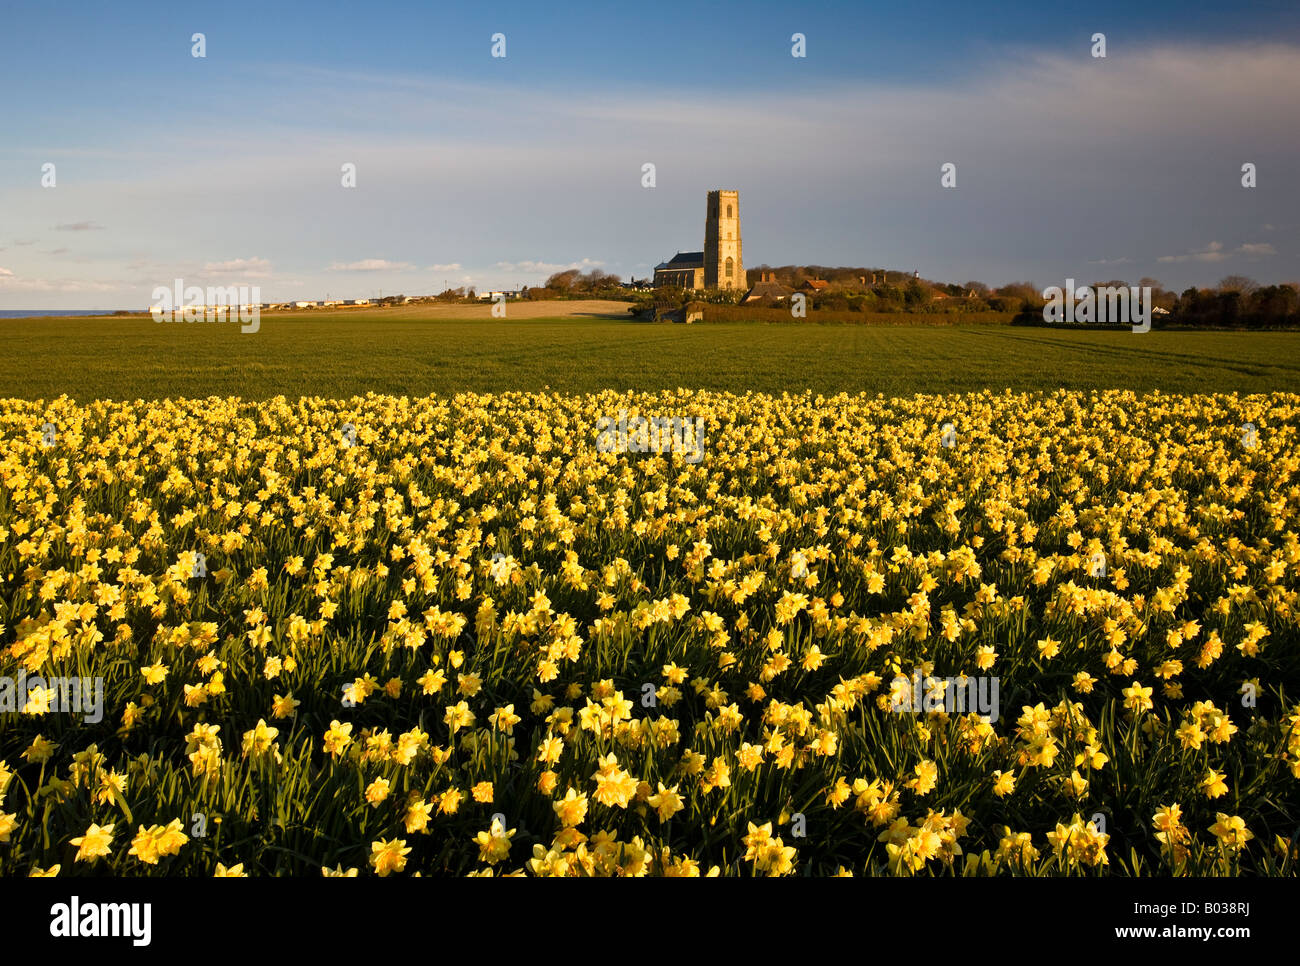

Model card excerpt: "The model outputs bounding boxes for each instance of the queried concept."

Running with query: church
[653,190,745,291]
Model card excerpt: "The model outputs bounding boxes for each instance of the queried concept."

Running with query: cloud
[5,39,1300,304]
[326,258,415,272]
[1157,242,1228,264]
[1157,241,1276,263]
[42,248,70,256]
[0,273,128,293]
[203,256,273,277]
[53,221,105,231]
[494,258,604,274]
[1237,243,1277,256]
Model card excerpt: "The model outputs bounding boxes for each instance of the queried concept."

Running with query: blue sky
[2,0,1298,307]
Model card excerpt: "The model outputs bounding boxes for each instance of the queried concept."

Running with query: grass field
[2,307,1298,399]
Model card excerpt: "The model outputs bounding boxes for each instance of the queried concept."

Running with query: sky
[2,0,1298,308]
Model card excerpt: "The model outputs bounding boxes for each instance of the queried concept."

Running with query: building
[654,189,744,291]
[704,189,743,290]
[653,252,705,289]
[743,270,793,304]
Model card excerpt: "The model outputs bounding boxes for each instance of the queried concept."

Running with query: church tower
[703,189,743,290]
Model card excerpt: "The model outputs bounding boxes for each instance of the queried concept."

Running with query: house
[799,278,829,293]
[743,270,793,304]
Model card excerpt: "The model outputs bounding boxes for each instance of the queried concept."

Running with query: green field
[3,310,1298,399]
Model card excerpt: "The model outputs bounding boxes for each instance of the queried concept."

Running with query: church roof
[664,251,704,268]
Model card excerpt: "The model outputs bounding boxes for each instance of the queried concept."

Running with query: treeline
[534,269,628,298]
[741,265,1043,313]
[534,265,1300,327]
[1172,279,1300,328]
[750,270,1300,326]
[1022,275,1300,329]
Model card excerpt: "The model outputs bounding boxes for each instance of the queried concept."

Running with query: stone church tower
[703,189,743,290]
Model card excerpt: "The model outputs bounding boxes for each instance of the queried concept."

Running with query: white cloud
[53,221,106,232]
[0,274,130,293]
[326,259,415,272]
[5,39,1300,305]
[494,258,603,275]
[1158,241,1276,263]
[1158,242,1227,263]
[203,257,273,277]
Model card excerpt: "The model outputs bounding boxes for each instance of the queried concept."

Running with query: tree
[545,269,581,293]
[903,279,931,308]
[1218,275,1259,295]
[1140,277,1175,311]
[873,283,903,305]
[996,282,1041,312]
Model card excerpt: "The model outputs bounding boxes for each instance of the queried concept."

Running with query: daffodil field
[2,389,1299,877]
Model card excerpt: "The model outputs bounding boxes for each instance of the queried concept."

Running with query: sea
[0,309,132,319]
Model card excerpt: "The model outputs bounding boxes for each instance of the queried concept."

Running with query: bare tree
[1218,275,1259,295]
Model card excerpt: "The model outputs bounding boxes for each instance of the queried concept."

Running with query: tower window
[725,257,734,278]
[727,204,733,218]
